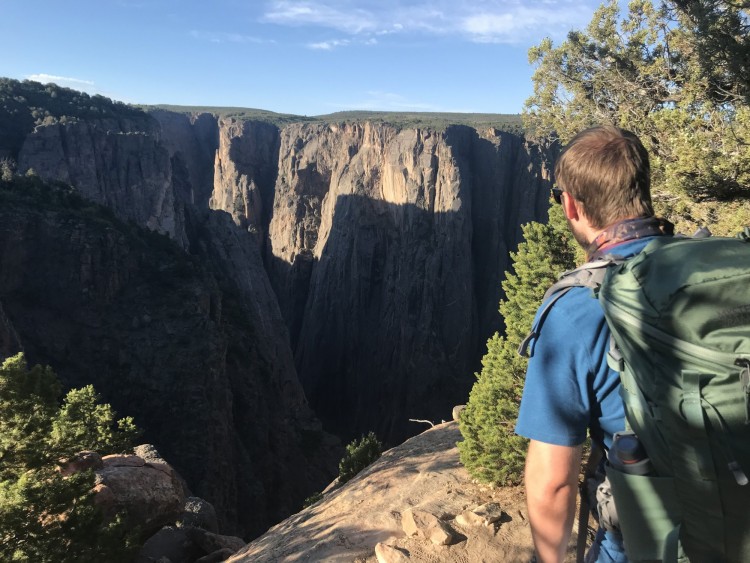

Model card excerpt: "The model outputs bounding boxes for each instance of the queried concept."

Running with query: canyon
[0,80,553,538]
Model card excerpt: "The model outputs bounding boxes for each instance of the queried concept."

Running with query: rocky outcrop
[149,110,219,209]
[266,122,551,443]
[209,119,279,240]
[17,119,183,242]
[94,454,186,535]
[226,422,543,563]
[137,526,246,563]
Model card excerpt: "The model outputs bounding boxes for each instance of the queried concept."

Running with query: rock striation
[266,122,551,443]
[18,118,182,242]
[2,79,553,537]
[0,183,337,538]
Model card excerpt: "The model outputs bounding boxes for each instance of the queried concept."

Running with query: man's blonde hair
[554,126,653,229]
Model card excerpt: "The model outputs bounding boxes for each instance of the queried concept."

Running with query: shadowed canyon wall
[3,87,552,535]
[263,122,551,443]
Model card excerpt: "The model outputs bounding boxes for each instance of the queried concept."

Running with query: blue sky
[1,0,603,116]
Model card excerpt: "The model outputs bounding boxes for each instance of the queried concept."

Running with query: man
[515,126,674,562]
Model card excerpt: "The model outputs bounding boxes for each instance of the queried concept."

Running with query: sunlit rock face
[18,118,180,239]
[265,122,551,444]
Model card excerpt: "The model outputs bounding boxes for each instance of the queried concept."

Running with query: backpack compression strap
[518,257,623,358]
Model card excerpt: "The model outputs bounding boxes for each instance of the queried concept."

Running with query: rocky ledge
[227,421,545,563]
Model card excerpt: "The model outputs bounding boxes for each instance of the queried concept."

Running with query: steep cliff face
[210,119,280,241]
[149,110,219,209]
[3,82,553,534]
[265,122,551,443]
[0,180,338,538]
[17,119,182,242]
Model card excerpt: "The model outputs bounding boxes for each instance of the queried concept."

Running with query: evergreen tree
[523,0,750,235]
[458,204,576,485]
[0,353,140,562]
[338,431,383,484]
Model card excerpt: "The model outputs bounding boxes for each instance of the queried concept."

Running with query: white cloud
[461,5,592,43]
[308,38,351,50]
[263,1,377,34]
[261,0,598,44]
[26,74,95,88]
[190,30,274,44]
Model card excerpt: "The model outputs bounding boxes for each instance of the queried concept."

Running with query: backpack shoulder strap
[518,257,623,357]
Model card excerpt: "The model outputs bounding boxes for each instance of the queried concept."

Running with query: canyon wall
[0,179,338,539]
[260,122,550,443]
[4,85,553,534]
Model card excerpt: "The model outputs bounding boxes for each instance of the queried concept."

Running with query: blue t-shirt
[515,238,655,563]
[515,238,653,449]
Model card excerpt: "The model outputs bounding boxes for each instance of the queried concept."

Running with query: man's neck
[586,216,673,260]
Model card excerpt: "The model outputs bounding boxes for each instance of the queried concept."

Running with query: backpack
[521,230,750,562]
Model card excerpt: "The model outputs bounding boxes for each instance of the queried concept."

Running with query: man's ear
[562,192,580,221]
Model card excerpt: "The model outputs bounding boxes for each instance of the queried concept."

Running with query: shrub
[338,431,383,484]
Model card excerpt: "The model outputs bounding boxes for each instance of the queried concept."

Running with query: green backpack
[524,231,750,562]
[598,233,750,562]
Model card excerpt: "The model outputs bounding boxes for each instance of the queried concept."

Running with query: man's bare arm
[525,440,583,563]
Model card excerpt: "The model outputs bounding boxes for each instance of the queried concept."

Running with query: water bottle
[609,431,653,475]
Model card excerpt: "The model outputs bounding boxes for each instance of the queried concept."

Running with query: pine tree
[0,353,140,562]
[522,0,750,235]
[338,431,383,484]
[458,204,576,485]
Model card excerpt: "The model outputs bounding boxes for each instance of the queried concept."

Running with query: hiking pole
[576,442,603,563]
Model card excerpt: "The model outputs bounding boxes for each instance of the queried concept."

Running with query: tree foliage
[338,431,383,484]
[0,77,150,161]
[0,353,140,562]
[458,204,576,485]
[523,0,750,234]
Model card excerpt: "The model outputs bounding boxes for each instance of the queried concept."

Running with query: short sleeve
[514,287,605,446]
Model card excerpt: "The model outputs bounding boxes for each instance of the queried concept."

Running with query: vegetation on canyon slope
[142,104,525,133]
[0,78,148,160]
[0,354,140,562]
[338,431,383,485]
[457,206,575,484]
[459,0,749,486]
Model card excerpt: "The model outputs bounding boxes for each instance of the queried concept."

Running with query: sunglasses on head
[551,187,563,205]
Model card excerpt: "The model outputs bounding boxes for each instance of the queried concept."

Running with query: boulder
[186,527,245,554]
[135,444,166,464]
[102,454,146,468]
[196,548,236,563]
[456,502,504,527]
[136,525,243,563]
[134,444,193,498]
[452,405,465,422]
[95,455,185,534]
[135,526,202,563]
[182,497,219,533]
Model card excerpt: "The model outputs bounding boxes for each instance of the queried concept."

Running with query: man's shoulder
[541,284,603,320]
[545,285,604,332]
[605,235,663,259]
